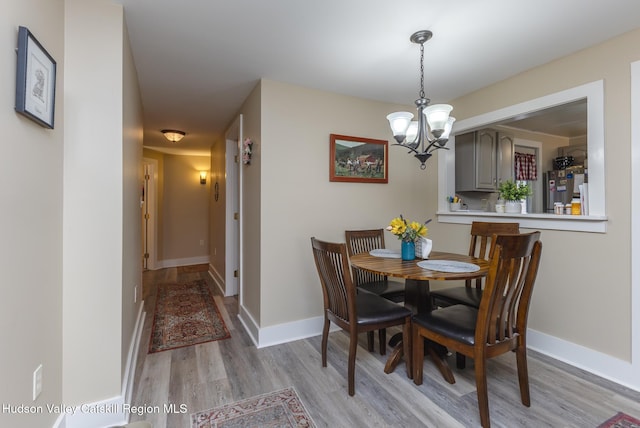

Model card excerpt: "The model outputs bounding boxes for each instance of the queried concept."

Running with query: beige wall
[441,28,640,361]
[64,0,127,405]
[3,1,142,426]
[1,1,65,427]
[161,154,210,261]
[257,79,436,327]
[142,149,210,267]
[121,21,144,379]
[238,82,263,322]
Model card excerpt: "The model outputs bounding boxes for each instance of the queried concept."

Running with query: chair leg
[379,328,387,355]
[456,352,466,369]
[474,356,491,428]
[515,346,531,407]
[402,318,412,379]
[367,331,374,352]
[348,331,358,396]
[321,318,330,368]
[412,325,424,385]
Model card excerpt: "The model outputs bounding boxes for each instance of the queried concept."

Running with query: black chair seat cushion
[431,286,483,308]
[413,305,478,346]
[358,280,405,303]
[356,292,412,325]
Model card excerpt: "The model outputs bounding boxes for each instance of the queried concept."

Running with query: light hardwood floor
[130,267,640,427]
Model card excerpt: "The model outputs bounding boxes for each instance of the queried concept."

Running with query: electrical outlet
[33,364,42,400]
[199,239,204,246]
[214,248,217,255]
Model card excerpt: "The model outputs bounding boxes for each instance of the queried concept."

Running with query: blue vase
[401,240,415,261]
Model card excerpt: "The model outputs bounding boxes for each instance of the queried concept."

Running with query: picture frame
[15,26,57,129]
[329,134,388,183]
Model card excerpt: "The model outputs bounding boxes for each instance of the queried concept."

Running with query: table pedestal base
[383,279,455,383]
[383,334,455,384]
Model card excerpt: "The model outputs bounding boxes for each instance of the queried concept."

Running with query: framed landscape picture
[15,26,57,129]
[329,134,388,183]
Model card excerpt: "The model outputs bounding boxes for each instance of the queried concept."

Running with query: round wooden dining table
[349,250,490,382]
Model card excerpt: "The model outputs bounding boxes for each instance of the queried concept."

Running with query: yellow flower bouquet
[386,215,429,243]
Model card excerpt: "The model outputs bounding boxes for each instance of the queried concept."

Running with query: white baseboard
[56,395,127,428]
[528,328,640,392]
[124,303,146,403]
[237,304,259,347]
[233,310,639,392]
[236,304,338,350]
[256,315,340,349]
[156,255,210,269]
[208,265,226,296]
[54,302,147,428]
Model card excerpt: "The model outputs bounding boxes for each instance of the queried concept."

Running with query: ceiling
[115,0,640,155]
[496,100,588,139]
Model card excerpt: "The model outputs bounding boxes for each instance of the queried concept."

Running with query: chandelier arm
[391,142,420,155]
[426,141,450,154]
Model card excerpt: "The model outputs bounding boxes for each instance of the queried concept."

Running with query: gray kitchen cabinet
[455,129,514,192]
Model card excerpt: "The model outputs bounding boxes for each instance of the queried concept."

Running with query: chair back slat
[467,222,520,289]
[311,238,356,323]
[345,229,387,286]
[477,232,542,346]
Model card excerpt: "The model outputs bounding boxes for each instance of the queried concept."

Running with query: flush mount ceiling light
[386,30,456,170]
[161,129,186,143]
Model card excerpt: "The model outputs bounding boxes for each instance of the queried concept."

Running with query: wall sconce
[200,171,208,185]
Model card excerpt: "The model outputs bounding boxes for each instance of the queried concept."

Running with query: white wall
[1,1,64,427]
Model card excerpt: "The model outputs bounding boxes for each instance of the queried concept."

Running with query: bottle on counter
[571,197,581,215]
[554,202,564,215]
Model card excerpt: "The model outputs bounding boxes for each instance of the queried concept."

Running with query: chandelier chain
[419,42,425,99]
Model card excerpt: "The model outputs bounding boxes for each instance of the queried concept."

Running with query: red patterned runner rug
[191,387,316,428]
[598,412,640,428]
[149,279,230,353]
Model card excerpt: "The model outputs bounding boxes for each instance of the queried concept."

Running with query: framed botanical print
[15,26,57,129]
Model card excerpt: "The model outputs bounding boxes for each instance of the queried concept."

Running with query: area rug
[149,279,230,353]
[598,412,640,428]
[190,387,316,428]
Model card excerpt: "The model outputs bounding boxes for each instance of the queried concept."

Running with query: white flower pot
[505,201,522,213]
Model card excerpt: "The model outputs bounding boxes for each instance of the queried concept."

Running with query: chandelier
[386,30,455,169]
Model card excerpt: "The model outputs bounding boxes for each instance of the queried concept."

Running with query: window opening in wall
[438,80,606,232]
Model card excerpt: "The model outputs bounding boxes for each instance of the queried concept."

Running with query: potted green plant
[498,180,532,213]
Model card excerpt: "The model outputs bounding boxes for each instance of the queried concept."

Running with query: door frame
[224,115,242,298]
[142,158,158,271]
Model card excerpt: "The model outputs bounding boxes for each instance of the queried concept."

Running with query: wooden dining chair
[345,229,406,355]
[412,231,542,428]
[311,237,412,396]
[345,229,405,303]
[430,221,520,309]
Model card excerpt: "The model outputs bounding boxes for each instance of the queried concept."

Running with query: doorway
[224,115,242,298]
